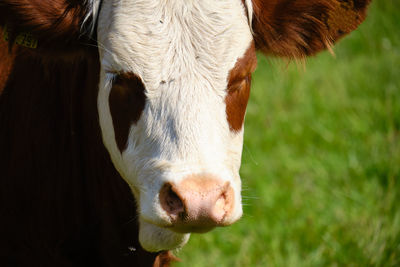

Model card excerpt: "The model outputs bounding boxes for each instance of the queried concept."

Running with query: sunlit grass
[175,1,400,266]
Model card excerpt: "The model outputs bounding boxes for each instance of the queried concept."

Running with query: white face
[97,0,256,252]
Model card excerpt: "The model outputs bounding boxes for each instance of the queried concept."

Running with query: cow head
[94,0,370,251]
[0,0,371,253]
[96,0,256,252]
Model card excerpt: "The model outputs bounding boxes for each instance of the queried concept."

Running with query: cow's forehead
[98,0,253,90]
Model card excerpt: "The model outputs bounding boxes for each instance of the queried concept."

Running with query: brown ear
[251,0,371,58]
[0,0,92,51]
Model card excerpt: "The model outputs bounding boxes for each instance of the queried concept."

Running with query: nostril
[211,184,233,223]
[160,183,185,220]
[212,194,226,222]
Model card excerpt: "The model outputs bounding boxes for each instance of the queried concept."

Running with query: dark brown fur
[251,0,371,58]
[0,1,173,266]
[109,73,147,152]
[0,28,16,95]
[153,251,180,267]
[225,42,257,132]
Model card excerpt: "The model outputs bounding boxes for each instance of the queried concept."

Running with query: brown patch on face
[225,42,257,132]
[109,73,147,152]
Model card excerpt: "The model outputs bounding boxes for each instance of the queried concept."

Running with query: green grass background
[175,1,400,266]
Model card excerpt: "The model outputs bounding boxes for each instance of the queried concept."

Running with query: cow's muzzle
[159,175,235,233]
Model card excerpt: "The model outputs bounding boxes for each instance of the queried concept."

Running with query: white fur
[97,0,253,252]
[82,0,102,36]
[244,0,254,30]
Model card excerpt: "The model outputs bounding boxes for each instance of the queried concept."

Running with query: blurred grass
[175,1,400,266]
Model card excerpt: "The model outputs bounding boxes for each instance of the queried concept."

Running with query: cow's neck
[0,41,164,265]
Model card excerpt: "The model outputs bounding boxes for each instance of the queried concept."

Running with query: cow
[0,0,371,266]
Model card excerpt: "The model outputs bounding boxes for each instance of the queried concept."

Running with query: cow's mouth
[139,218,191,252]
[167,224,215,234]
[135,174,242,251]
[140,215,217,234]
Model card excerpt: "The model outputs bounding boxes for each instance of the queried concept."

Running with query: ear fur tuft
[251,0,371,58]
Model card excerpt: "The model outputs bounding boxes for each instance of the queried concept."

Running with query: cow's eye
[228,74,251,93]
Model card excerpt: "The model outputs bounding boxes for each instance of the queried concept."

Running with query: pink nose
[159,176,235,233]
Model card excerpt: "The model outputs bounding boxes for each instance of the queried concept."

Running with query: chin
[139,219,191,252]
